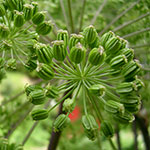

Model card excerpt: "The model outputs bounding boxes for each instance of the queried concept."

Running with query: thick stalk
[115,124,122,150]
[132,120,138,150]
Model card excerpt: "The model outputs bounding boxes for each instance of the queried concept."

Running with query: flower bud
[57,30,69,47]
[36,63,54,80]
[104,100,125,114]
[100,121,114,138]
[28,89,46,105]
[0,4,5,16]
[88,36,100,49]
[89,84,105,96]
[69,42,85,64]
[31,109,49,120]
[53,114,70,132]
[0,57,5,69]
[25,58,37,71]
[34,42,53,64]
[36,20,53,35]
[14,11,24,27]
[122,60,141,81]
[88,46,106,66]
[6,58,16,70]
[0,24,9,38]
[31,2,38,15]
[69,33,84,50]
[83,25,98,44]
[109,55,128,68]
[63,98,75,113]
[121,48,134,61]
[45,84,58,98]
[82,114,98,141]
[132,78,144,91]
[0,138,9,150]
[52,40,67,61]
[32,11,46,25]
[23,4,33,21]
[5,0,17,11]
[100,31,114,49]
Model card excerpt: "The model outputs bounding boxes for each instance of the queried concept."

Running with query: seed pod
[25,84,43,96]
[89,84,105,96]
[14,11,24,27]
[82,114,99,141]
[113,111,135,124]
[52,40,67,61]
[45,84,59,98]
[31,109,49,120]
[132,78,144,91]
[34,42,53,64]
[110,55,128,68]
[23,4,33,21]
[63,98,75,113]
[69,33,84,50]
[28,89,46,105]
[88,36,100,49]
[32,11,46,25]
[6,58,16,70]
[100,121,114,138]
[25,58,37,71]
[5,0,17,11]
[17,0,24,11]
[83,25,98,44]
[31,2,38,15]
[122,60,141,81]
[104,100,125,115]
[0,58,5,69]
[121,48,134,62]
[53,114,70,132]
[57,29,69,47]
[119,38,128,49]
[88,46,106,66]
[36,63,54,80]
[0,4,5,16]
[0,24,9,38]
[36,20,53,35]
[100,31,114,49]
[69,42,86,64]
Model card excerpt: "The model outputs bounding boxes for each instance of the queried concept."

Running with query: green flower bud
[83,25,98,44]
[110,55,128,68]
[36,20,53,35]
[23,4,33,21]
[100,31,114,49]
[122,60,141,81]
[36,63,54,80]
[120,38,128,49]
[0,24,9,38]
[0,138,9,150]
[63,98,75,113]
[82,114,99,141]
[132,78,144,91]
[53,114,70,132]
[34,42,53,64]
[104,100,125,114]
[25,84,43,96]
[69,33,84,50]
[5,0,17,11]
[88,36,100,49]
[52,40,67,61]
[100,121,114,138]
[0,57,5,69]
[6,58,16,70]
[0,4,5,16]
[32,11,46,25]
[31,2,38,15]
[31,109,49,120]
[121,48,134,62]
[113,111,135,124]
[25,58,37,71]
[69,42,86,64]
[2,40,12,51]
[57,29,69,47]
[45,84,59,98]
[14,11,24,27]
[116,82,134,94]
[89,84,105,96]
[17,0,24,11]
[28,89,46,105]
[88,46,106,66]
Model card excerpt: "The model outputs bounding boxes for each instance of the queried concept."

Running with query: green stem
[109,139,117,150]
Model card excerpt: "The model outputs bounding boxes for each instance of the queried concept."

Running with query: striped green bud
[100,31,114,49]
[52,40,67,61]
[5,0,18,11]
[34,42,53,64]
[88,36,100,49]
[89,84,105,96]
[36,63,54,80]
[100,121,114,138]
[0,4,5,16]
[25,84,42,96]
[63,98,75,113]
[57,30,69,47]
[45,84,58,98]
[53,114,70,132]
[133,78,144,91]
[69,42,85,64]
[23,4,33,21]
[82,114,99,141]
[25,58,37,71]
[36,20,53,35]
[14,11,24,27]
[6,58,16,70]
[31,109,49,120]
[28,89,46,105]
[31,2,38,15]
[88,46,106,66]
[83,25,98,44]
[69,34,84,50]
[104,100,125,115]
[121,48,134,61]
[32,11,46,25]
[0,24,9,38]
